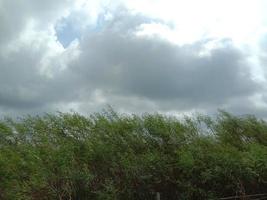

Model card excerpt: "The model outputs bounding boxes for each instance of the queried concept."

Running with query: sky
[1,0,267,117]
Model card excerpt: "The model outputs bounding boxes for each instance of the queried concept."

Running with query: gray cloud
[0,0,77,115]
[260,33,267,74]
[0,4,263,117]
[66,12,259,113]
[0,46,76,113]
[0,0,72,48]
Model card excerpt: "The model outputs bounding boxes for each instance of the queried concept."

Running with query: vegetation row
[0,109,267,199]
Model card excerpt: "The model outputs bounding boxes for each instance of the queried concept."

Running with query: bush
[0,110,266,199]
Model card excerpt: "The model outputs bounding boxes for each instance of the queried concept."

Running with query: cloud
[0,2,264,117]
[63,11,260,114]
[0,0,72,48]
[0,0,77,115]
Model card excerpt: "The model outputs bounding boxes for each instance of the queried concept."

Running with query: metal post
[156,192,160,200]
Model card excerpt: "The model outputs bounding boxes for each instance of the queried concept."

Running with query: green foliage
[0,109,267,199]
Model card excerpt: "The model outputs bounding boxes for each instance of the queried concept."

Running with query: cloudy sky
[1,0,267,117]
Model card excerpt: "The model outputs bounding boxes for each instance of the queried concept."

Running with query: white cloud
[123,0,264,44]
